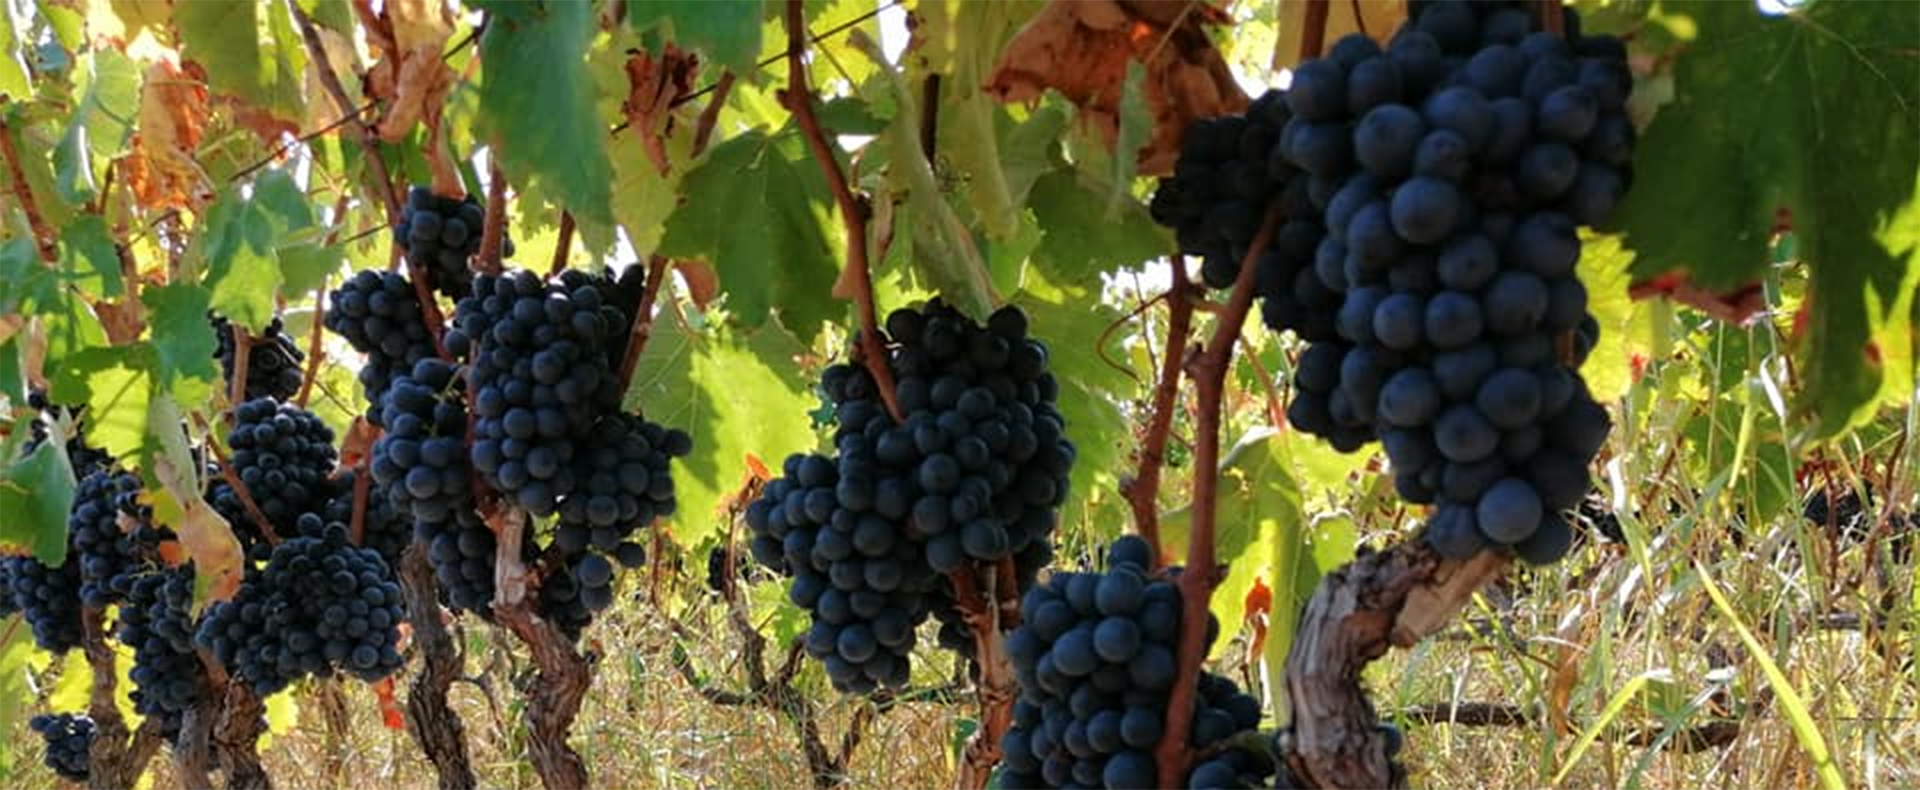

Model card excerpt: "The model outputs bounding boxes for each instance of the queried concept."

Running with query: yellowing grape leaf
[148,396,244,602]
[124,60,213,212]
[626,318,820,549]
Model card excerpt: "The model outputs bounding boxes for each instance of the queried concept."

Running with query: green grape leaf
[627,0,764,75]
[607,126,687,259]
[143,283,220,406]
[59,215,124,299]
[278,243,344,297]
[1108,61,1150,216]
[478,0,614,229]
[1615,1,1920,438]
[913,1,1045,240]
[175,0,304,120]
[0,437,78,564]
[0,337,24,407]
[659,131,838,339]
[40,288,110,381]
[0,11,24,99]
[0,622,35,774]
[1579,233,1635,402]
[1027,167,1170,289]
[52,48,140,204]
[50,346,154,463]
[47,650,91,714]
[747,578,810,647]
[626,317,820,549]
[198,172,312,332]
[0,236,59,313]
[296,0,353,33]
[1157,429,1317,661]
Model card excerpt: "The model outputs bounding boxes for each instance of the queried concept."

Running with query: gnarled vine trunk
[400,545,478,790]
[1284,541,1509,789]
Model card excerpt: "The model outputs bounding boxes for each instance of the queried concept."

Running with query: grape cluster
[1803,482,1915,561]
[368,358,470,522]
[745,301,1072,693]
[325,269,442,407]
[195,527,407,697]
[998,536,1276,790]
[1200,1,1627,564]
[119,565,212,735]
[1149,91,1340,342]
[368,358,513,616]
[68,468,160,608]
[419,509,498,615]
[213,314,306,402]
[447,270,633,515]
[220,399,339,530]
[30,712,93,782]
[4,553,84,652]
[547,412,685,586]
[362,359,502,617]
[396,187,511,300]
[704,544,763,595]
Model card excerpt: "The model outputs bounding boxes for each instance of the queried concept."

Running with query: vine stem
[617,256,671,391]
[227,322,253,410]
[289,0,452,360]
[548,211,575,275]
[781,0,903,424]
[295,276,329,408]
[1538,0,1567,36]
[1123,257,1198,568]
[1301,0,1332,61]
[1154,207,1283,788]
[1284,543,1509,789]
[0,106,58,264]
[690,71,735,155]
[83,608,162,790]
[477,158,507,273]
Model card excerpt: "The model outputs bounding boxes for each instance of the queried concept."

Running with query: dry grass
[8,493,1915,790]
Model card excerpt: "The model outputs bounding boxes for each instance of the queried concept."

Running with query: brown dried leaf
[621,45,700,177]
[985,0,1246,176]
[368,0,455,145]
[125,61,214,212]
